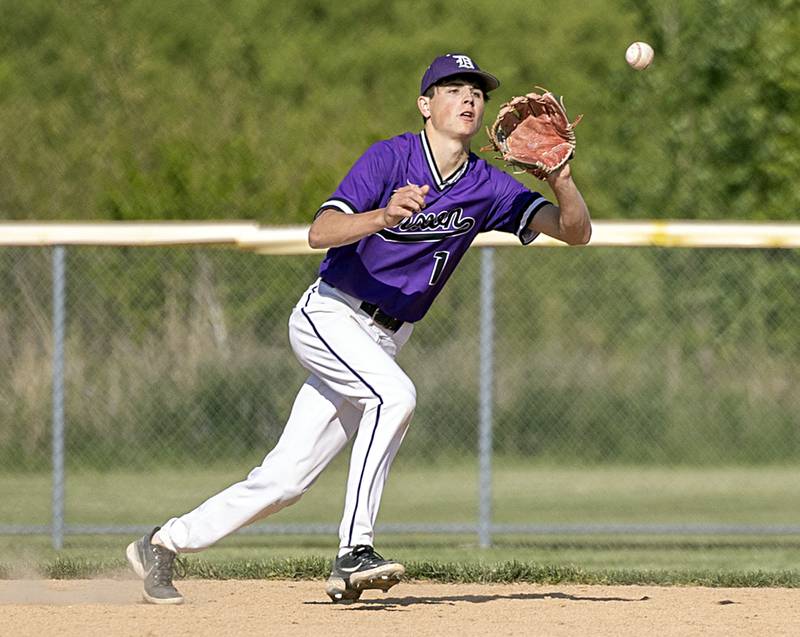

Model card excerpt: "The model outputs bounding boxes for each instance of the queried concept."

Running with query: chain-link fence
[2,243,799,548]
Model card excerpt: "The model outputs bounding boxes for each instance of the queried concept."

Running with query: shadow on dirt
[305,591,651,609]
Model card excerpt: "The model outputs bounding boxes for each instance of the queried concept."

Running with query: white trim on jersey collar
[419,130,469,191]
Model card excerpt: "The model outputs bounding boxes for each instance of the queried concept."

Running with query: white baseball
[625,41,654,70]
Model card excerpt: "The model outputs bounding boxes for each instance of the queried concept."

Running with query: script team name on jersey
[378,207,475,242]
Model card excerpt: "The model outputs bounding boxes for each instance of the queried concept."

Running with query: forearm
[308,184,429,249]
[308,208,388,249]
[548,169,592,245]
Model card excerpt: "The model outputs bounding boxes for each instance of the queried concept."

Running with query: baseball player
[126,52,591,605]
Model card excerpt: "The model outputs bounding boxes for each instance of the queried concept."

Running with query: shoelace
[351,545,386,562]
[151,545,180,586]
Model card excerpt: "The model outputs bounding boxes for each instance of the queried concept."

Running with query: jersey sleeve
[482,170,551,245]
[314,141,392,218]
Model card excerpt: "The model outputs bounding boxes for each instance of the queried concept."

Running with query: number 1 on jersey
[429,251,450,286]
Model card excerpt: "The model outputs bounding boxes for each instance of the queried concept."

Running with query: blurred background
[2,0,799,222]
[1,0,799,575]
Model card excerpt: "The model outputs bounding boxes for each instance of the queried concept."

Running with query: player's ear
[417,95,431,119]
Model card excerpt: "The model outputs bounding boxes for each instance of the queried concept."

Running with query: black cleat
[126,526,184,605]
[325,545,405,603]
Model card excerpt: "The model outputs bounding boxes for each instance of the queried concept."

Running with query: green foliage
[1,1,798,220]
[1,247,798,469]
[609,0,800,218]
[489,247,800,464]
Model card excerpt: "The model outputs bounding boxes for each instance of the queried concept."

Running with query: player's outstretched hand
[383,184,429,227]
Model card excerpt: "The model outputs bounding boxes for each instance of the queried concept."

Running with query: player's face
[425,81,486,140]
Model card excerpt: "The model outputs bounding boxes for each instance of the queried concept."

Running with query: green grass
[4,550,799,588]
[3,460,799,526]
[2,461,799,584]
[3,533,799,576]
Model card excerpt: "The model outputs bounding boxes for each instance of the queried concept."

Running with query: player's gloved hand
[383,184,430,227]
[482,88,581,181]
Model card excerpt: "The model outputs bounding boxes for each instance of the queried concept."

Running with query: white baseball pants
[156,279,415,553]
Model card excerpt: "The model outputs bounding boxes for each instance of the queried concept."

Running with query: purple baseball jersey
[316,130,551,323]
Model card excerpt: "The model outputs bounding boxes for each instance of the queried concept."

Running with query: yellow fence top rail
[1,220,799,252]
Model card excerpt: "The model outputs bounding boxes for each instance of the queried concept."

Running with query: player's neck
[424,125,470,177]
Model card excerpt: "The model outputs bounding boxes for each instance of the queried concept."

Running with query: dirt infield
[1,579,797,636]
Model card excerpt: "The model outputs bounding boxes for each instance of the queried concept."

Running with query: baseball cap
[420,53,500,95]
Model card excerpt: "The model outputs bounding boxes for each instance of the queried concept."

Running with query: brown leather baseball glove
[482,87,582,180]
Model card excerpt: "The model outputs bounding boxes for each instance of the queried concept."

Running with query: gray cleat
[126,526,184,605]
[325,545,405,603]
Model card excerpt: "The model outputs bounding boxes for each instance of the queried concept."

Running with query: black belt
[359,301,404,332]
